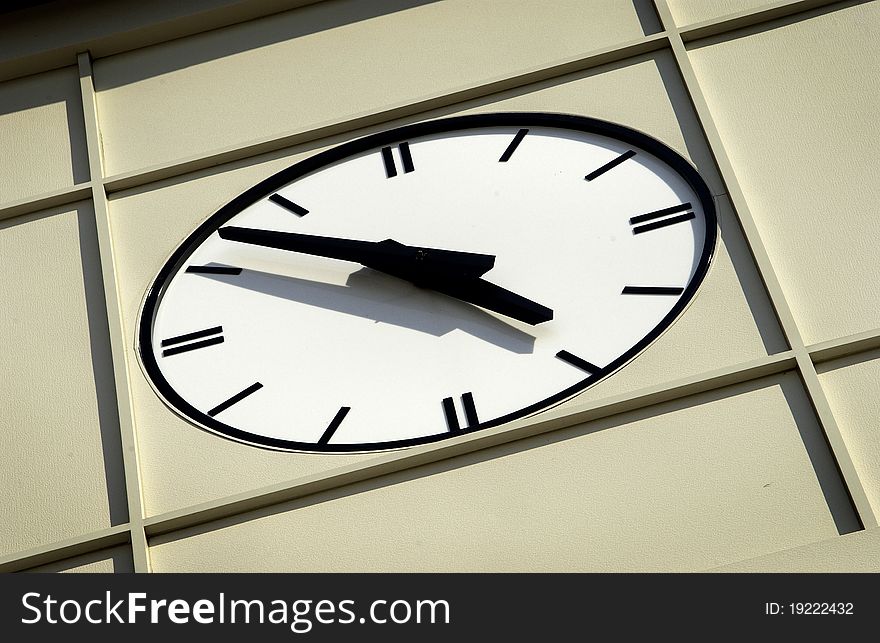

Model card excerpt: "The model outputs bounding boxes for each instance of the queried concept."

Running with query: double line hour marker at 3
[161,326,224,357]
[630,202,695,235]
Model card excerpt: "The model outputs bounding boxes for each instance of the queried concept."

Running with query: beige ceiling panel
[93,0,653,175]
[817,349,880,519]
[24,546,134,573]
[714,525,880,572]
[687,3,880,344]
[668,0,781,26]
[0,203,127,557]
[0,67,88,206]
[149,374,840,572]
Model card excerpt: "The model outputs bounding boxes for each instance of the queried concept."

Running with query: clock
[137,113,717,452]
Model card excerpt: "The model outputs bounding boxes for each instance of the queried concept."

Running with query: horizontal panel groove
[0,525,131,573]
[679,0,845,42]
[102,33,669,194]
[144,351,797,539]
[0,0,328,84]
[0,184,92,222]
[808,327,880,364]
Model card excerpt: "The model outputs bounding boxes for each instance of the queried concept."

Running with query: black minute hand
[218,226,553,325]
[218,227,494,279]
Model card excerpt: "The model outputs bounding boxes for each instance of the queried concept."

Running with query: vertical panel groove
[77,51,152,571]
[651,0,876,529]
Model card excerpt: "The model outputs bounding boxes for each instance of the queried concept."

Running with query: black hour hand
[417,276,553,325]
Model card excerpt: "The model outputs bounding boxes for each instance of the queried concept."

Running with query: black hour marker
[381,146,396,178]
[442,397,459,431]
[584,149,636,181]
[498,128,529,162]
[207,382,263,417]
[268,193,309,216]
[186,265,243,275]
[442,393,478,432]
[161,326,224,357]
[399,142,415,173]
[630,202,695,234]
[381,143,415,178]
[461,392,479,427]
[317,406,351,445]
[622,286,685,295]
[555,350,600,374]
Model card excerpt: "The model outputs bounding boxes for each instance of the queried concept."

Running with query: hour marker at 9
[186,265,242,275]
[161,326,224,357]
[622,286,685,296]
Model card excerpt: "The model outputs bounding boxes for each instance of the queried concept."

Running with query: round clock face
[138,113,717,452]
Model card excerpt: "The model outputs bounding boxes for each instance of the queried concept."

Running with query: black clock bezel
[137,112,718,453]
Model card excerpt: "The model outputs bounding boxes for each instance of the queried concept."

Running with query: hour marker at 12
[584,149,635,181]
[268,193,309,216]
[382,142,415,178]
[317,407,351,445]
[207,382,263,417]
[499,129,529,162]
[630,202,695,235]
[161,326,224,357]
[442,393,479,431]
[555,350,600,374]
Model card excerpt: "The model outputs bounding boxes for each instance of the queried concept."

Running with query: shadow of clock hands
[195,265,538,354]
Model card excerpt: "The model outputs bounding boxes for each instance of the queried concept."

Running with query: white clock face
[138,113,716,452]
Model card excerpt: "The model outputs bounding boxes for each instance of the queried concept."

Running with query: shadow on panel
[76,203,130,526]
[151,371,859,546]
[22,546,134,573]
[93,0,441,90]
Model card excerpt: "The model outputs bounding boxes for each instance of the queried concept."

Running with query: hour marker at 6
[382,142,415,178]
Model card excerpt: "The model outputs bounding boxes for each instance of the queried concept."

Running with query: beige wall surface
[714,525,880,572]
[2,0,878,573]
[0,0,323,82]
[0,67,88,206]
[0,203,126,557]
[24,546,134,573]
[149,375,840,572]
[668,0,780,25]
[687,2,880,345]
[93,0,654,176]
[817,349,880,519]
